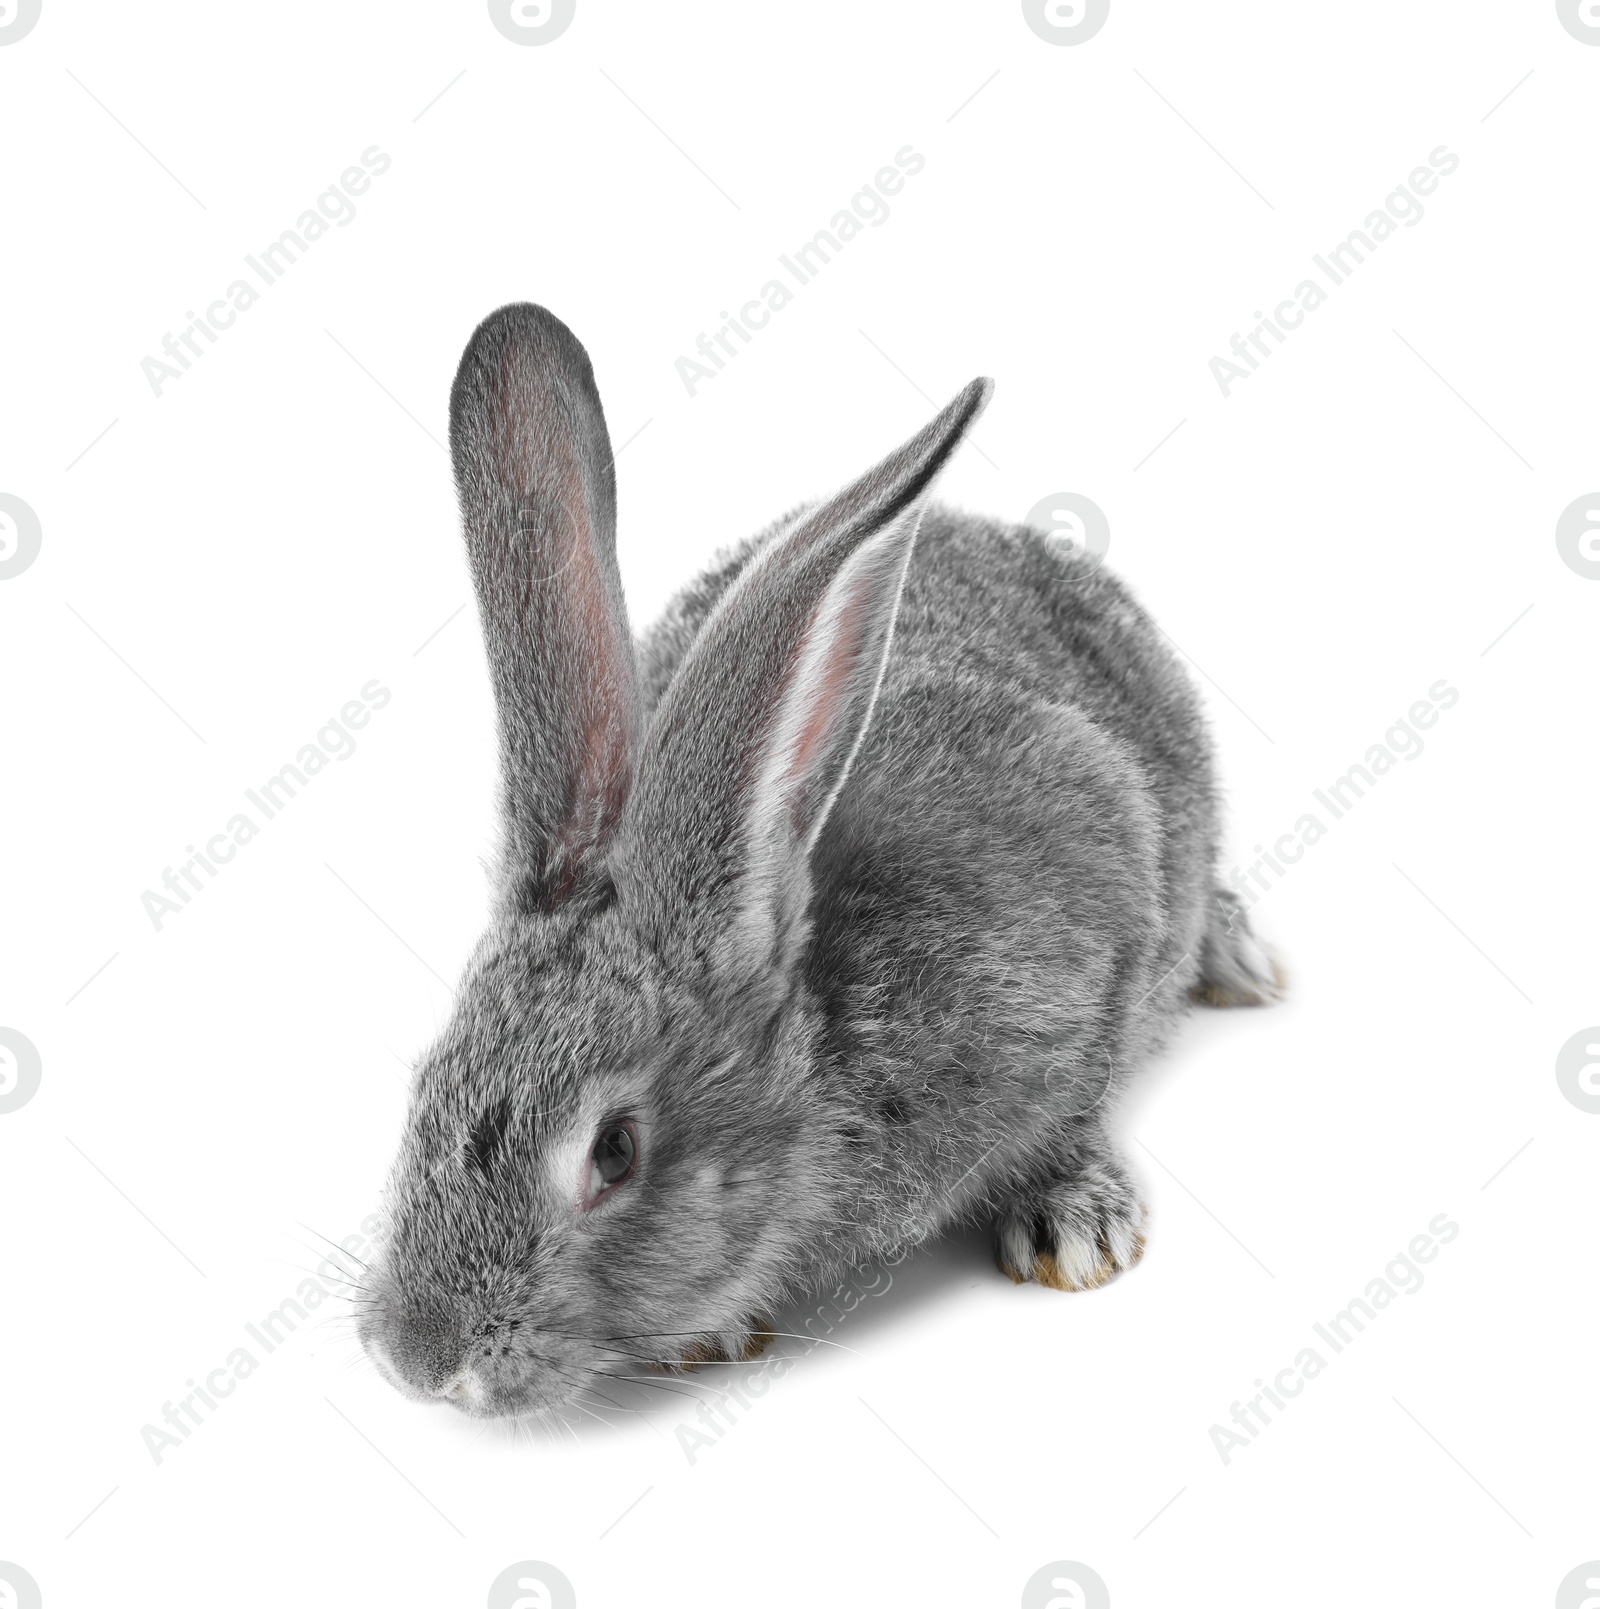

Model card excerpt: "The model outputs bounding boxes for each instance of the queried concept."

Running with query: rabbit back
[639,504,1225,1250]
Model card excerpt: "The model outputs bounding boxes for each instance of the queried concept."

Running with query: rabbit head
[357,304,989,1418]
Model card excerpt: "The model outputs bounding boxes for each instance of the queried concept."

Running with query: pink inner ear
[483,348,636,902]
[764,519,916,850]
[560,492,635,866]
[559,684,634,870]
[780,581,874,838]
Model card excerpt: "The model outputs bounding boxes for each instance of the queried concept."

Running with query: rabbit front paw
[993,1158,1147,1293]
[656,1320,777,1373]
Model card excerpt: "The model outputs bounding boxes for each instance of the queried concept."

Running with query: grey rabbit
[356,303,1281,1417]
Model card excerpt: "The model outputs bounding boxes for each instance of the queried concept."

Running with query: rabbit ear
[449,304,639,909]
[618,377,992,965]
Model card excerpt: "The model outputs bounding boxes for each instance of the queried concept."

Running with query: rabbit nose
[356,1288,474,1397]
[359,1329,409,1392]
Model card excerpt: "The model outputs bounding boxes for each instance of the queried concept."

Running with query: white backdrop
[3,2,1597,1606]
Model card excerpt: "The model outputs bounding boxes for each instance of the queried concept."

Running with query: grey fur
[357,303,1279,1418]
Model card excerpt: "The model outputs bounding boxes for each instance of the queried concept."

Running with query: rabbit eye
[584,1119,638,1205]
